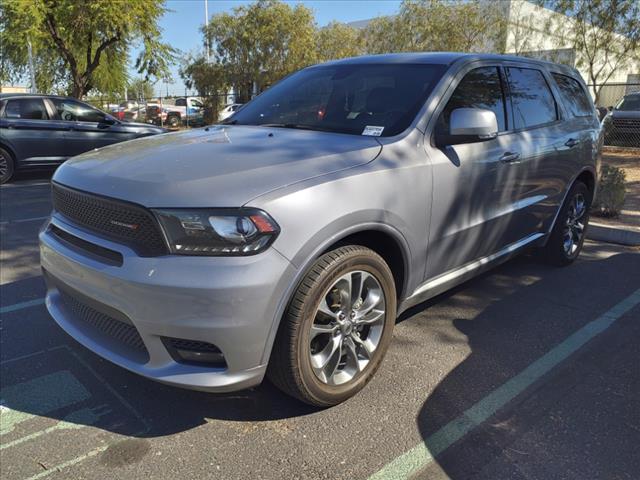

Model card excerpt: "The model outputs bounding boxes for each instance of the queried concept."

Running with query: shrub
[592,165,626,217]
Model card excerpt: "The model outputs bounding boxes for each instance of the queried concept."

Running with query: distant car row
[109,98,244,128]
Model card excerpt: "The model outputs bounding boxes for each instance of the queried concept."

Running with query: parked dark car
[602,92,640,147]
[0,94,167,183]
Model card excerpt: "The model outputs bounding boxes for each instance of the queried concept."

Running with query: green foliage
[592,165,627,217]
[203,0,317,101]
[539,0,640,103]
[0,0,177,99]
[361,0,508,55]
[128,77,156,100]
[315,22,363,62]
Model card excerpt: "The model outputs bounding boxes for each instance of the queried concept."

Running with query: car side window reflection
[3,98,49,120]
[50,98,107,123]
[437,67,507,135]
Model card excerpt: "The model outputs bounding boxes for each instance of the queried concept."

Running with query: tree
[315,22,363,62]
[361,0,507,55]
[128,77,156,101]
[539,0,640,103]
[204,0,317,101]
[0,0,176,99]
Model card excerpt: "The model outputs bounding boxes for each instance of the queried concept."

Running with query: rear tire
[268,246,396,407]
[167,115,180,128]
[0,147,14,184]
[542,181,592,266]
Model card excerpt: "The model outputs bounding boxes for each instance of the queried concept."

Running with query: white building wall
[504,0,640,92]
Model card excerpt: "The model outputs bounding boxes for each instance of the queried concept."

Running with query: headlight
[153,208,279,256]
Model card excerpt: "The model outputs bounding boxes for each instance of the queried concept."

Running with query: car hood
[53,125,382,207]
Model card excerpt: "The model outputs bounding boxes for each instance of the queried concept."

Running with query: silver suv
[40,53,601,406]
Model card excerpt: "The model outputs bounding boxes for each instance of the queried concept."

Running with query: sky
[136,0,403,96]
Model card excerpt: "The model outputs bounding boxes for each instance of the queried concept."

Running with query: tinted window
[3,98,49,120]
[506,67,558,129]
[552,73,593,117]
[50,98,107,123]
[175,98,187,107]
[437,67,507,134]
[227,64,447,136]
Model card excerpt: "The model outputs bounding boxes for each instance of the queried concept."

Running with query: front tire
[268,246,397,407]
[543,181,592,266]
[0,147,15,184]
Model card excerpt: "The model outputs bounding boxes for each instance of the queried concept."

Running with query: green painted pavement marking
[25,444,110,480]
[0,370,90,435]
[370,288,640,480]
[0,298,45,315]
[0,405,111,451]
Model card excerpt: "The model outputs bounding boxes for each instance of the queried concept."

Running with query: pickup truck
[163,97,205,127]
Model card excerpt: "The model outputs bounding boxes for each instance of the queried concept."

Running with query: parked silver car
[40,53,601,406]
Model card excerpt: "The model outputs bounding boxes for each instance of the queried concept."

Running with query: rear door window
[3,98,49,120]
[506,67,558,129]
[552,73,594,117]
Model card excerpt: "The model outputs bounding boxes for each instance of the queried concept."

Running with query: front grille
[59,289,149,362]
[52,183,167,256]
[611,117,640,129]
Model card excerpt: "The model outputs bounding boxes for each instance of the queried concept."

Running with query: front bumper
[40,215,296,392]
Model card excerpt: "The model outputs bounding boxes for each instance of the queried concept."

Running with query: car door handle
[499,152,520,163]
[565,138,579,148]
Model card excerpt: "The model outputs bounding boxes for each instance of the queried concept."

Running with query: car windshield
[225,63,447,136]
[616,95,640,111]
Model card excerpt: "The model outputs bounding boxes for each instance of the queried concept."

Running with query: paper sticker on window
[362,126,384,136]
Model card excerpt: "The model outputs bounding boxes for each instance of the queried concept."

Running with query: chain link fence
[589,82,640,149]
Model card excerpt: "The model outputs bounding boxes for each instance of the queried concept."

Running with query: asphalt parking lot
[1,172,639,480]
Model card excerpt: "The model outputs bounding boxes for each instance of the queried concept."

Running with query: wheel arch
[544,166,597,243]
[260,223,411,366]
[0,141,17,161]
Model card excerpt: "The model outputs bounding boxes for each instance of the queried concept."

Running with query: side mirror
[449,108,498,141]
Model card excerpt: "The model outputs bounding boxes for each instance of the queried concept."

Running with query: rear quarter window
[552,73,594,117]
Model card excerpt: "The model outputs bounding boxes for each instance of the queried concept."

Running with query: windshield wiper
[259,123,329,132]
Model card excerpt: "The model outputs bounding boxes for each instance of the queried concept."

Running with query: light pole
[27,40,37,93]
[204,0,210,62]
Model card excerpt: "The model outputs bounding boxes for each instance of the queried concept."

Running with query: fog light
[162,337,226,367]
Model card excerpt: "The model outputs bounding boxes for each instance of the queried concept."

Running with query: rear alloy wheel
[268,246,396,406]
[543,181,591,266]
[0,147,15,184]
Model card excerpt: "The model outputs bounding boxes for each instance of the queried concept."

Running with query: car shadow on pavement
[2,246,638,445]
[409,249,640,479]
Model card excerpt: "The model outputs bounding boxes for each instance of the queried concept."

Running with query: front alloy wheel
[0,147,15,184]
[309,270,385,385]
[268,246,396,406]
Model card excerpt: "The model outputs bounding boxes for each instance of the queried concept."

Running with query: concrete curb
[587,222,640,246]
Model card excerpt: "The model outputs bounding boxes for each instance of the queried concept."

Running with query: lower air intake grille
[59,290,148,362]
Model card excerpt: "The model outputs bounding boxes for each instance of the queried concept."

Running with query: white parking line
[0,298,45,315]
[0,182,51,188]
[0,215,49,226]
[369,288,640,480]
